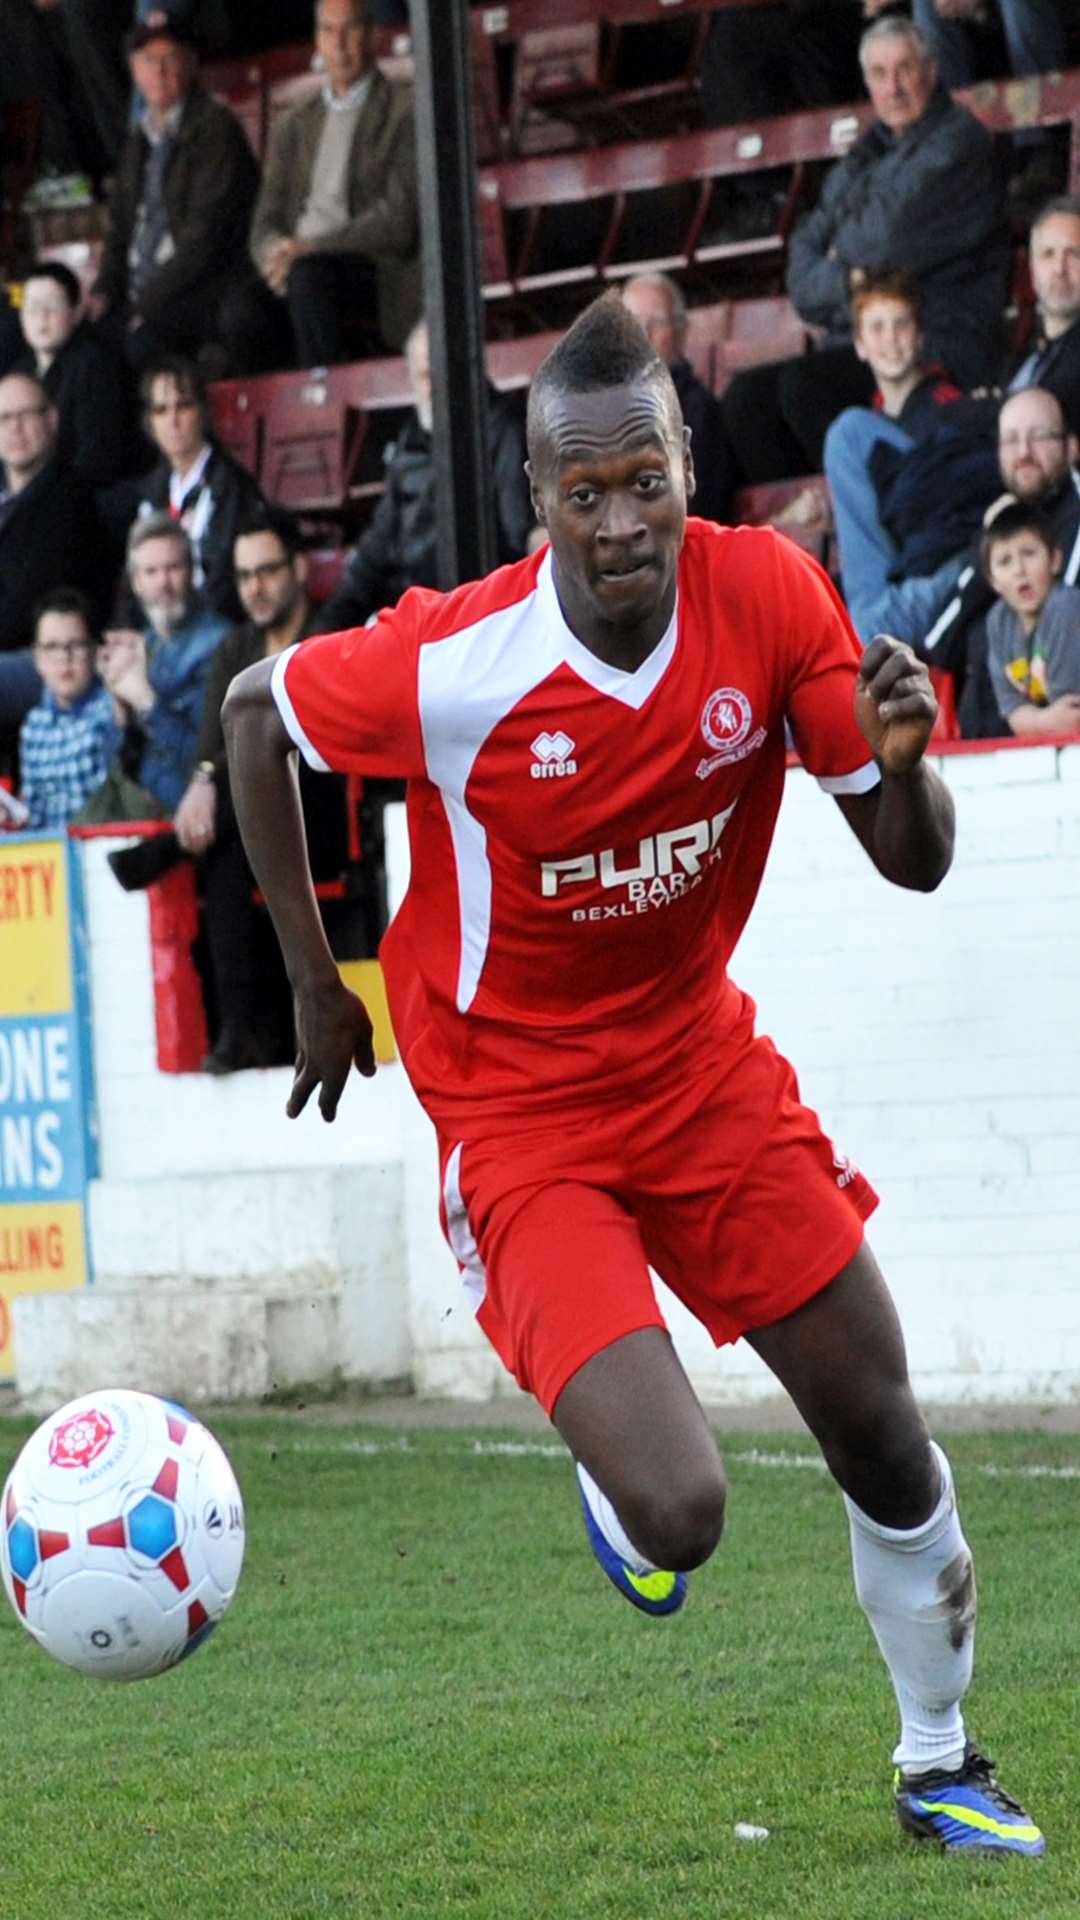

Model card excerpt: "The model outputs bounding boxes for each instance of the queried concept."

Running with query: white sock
[576,1461,660,1576]
[845,1441,974,1778]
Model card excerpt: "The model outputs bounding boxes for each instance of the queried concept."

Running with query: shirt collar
[140,99,185,144]
[321,71,373,114]
[169,443,213,508]
[40,677,104,721]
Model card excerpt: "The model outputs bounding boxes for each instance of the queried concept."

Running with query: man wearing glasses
[916,386,1080,734]
[0,371,107,740]
[112,509,348,1074]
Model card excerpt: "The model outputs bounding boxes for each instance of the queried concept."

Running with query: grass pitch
[0,1415,1074,1920]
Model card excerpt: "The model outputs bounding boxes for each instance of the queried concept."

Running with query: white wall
[13,747,1080,1409]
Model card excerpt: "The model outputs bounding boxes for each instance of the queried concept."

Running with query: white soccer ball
[0,1388,245,1681]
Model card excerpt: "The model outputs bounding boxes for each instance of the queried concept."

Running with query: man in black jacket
[14,260,142,490]
[135,356,266,619]
[316,320,533,630]
[1002,197,1080,427]
[714,14,1007,510]
[0,371,108,739]
[88,16,259,370]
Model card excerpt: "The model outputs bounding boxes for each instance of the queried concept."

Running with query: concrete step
[13,1278,408,1415]
[89,1165,404,1294]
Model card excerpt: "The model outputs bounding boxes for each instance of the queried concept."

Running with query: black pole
[409,0,498,589]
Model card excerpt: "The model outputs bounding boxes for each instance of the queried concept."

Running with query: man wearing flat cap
[90,11,259,370]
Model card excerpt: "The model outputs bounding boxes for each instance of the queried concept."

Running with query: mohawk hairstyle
[527,291,678,460]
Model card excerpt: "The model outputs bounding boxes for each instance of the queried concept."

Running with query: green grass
[0,1418,1075,1920]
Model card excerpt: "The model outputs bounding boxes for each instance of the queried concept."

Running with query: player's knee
[629,1469,726,1571]
[832,1400,936,1526]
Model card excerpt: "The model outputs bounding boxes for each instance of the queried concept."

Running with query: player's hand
[287,976,376,1121]
[855,635,937,774]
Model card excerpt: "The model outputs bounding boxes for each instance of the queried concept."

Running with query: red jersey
[272,520,878,1126]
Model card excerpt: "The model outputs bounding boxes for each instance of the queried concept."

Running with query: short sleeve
[774,536,880,796]
[271,603,427,779]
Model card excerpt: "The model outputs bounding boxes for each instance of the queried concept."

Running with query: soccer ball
[0,1388,245,1681]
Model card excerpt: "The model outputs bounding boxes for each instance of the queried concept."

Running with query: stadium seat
[260,368,368,515]
[209,379,263,483]
[477,66,1080,316]
[304,545,349,605]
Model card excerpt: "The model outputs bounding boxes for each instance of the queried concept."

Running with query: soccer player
[223,295,1043,1856]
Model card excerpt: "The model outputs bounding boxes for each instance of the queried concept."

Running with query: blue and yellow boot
[578,1478,686,1617]
[895,1742,1045,1854]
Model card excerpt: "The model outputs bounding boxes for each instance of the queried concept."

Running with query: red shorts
[437,1020,878,1417]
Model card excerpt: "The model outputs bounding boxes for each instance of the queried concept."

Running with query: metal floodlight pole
[408,0,498,589]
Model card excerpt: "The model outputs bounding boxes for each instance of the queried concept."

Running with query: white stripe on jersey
[271,642,332,771]
[817,760,881,796]
[442,1142,487,1313]
[419,554,680,1012]
[418,575,563,1014]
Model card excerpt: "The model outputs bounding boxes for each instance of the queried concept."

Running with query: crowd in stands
[1,0,1078,1071]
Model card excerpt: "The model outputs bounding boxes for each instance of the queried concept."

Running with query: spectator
[621,274,728,522]
[134,356,265,618]
[317,319,532,630]
[13,260,141,489]
[0,371,109,739]
[86,514,228,819]
[701,2,864,129]
[89,14,260,371]
[60,3,235,169]
[911,1,1067,94]
[919,391,1080,731]
[824,270,966,606]
[0,0,109,187]
[1004,197,1080,427]
[16,590,113,829]
[110,508,350,1073]
[841,382,1076,645]
[981,496,1080,736]
[714,16,1007,512]
[220,0,420,371]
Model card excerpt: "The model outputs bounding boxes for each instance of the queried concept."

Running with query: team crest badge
[696,686,767,779]
[48,1408,115,1470]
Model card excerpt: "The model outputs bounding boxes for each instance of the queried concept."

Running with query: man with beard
[110,509,348,1073]
[96,513,228,815]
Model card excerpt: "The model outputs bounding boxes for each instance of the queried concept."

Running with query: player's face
[315,0,372,95]
[862,36,935,137]
[853,297,920,385]
[998,392,1075,500]
[20,278,77,359]
[1030,212,1080,328]
[147,374,206,470]
[528,380,693,663]
[130,535,191,633]
[130,39,194,118]
[0,374,55,481]
[234,531,303,630]
[986,530,1059,626]
[33,611,96,708]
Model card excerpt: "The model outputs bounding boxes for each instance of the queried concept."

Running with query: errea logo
[531,730,577,779]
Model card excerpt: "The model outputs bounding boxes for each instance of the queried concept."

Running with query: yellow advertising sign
[0,838,72,1016]
[0,1202,87,1377]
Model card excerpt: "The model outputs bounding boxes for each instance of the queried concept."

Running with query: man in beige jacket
[221,0,420,370]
